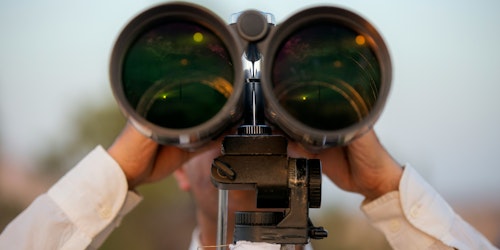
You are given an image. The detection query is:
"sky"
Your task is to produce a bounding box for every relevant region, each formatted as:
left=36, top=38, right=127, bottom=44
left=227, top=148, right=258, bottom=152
left=1, top=0, right=500, bottom=206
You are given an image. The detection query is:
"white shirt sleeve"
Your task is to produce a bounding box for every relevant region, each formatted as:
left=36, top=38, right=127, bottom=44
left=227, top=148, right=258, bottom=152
left=361, top=164, right=498, bottom=250
left=0, top=146, right=142, bottom=250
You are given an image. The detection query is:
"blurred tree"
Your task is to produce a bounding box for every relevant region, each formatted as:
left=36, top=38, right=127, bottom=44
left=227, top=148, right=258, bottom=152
left=101, top=177, right=196, bottom=250
left=39, top=101, right=126, bottom=176
left=311, top=207, right=391, bottom=250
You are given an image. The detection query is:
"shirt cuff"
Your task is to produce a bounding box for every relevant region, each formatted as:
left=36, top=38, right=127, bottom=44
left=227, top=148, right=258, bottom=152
left=47, top=146, right=142, bottom=242
left=398, top=164, right=455, bottom=242
left=361, top=164, right=454, bottom=249
left=398, top=165, right=493, bottom=249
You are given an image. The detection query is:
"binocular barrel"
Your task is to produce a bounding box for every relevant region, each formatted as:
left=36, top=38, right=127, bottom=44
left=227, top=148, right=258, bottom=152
left=110, top=2, right=392, bottom=149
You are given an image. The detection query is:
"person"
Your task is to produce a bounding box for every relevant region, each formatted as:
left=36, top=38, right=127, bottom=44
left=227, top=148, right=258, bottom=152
left=0, top=122, right=497, bottom=250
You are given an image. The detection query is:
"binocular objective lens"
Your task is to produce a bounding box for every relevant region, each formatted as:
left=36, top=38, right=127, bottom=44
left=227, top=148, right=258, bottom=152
left=272, top=24, right=381, bottom=130
left=122, top=22, right=234, bottom=129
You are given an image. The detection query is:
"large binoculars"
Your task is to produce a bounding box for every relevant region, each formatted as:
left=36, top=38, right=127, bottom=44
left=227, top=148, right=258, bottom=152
left=110, top=2, right=392, bottom=149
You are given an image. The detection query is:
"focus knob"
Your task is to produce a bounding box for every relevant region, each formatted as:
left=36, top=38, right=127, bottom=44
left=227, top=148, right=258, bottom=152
left=308, top=159, right=322, bottom=208
left=235, top=10, right=269, bottom=42
left=235, top=211, right=284, bottom=226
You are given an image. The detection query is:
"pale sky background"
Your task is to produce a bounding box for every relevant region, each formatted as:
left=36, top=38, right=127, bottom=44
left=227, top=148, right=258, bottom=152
left=1, top=0, right=500, bottom=208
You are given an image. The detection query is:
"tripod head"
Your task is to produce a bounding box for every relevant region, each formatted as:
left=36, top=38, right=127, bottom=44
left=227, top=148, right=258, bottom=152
left=212, top=133, right=327, bottom=244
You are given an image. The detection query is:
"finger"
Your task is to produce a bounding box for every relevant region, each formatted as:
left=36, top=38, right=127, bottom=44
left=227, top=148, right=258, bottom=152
left=108, top=122, right=159, bottom=186
left=146, top=146, right=189, bottom=183
left=320, top=146, right=357, bottom=192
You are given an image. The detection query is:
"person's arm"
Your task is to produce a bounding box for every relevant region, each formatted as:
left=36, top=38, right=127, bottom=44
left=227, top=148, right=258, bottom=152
left=0, top=146, right=141, bottom=249
left=0, top=123, right=189, bottom=249
left=314, top=129, right=497, bottom=250
left=362, top=164, right=497, bottom=250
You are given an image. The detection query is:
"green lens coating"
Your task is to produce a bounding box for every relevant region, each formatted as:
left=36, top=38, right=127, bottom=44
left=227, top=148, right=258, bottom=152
left=272, top=24, right=381, bottom=130
left=122, top=22, right=234, bottom=129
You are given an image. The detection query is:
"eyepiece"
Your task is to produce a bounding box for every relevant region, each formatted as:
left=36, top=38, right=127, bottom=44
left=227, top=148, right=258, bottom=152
left=261, top=7, right=392, bottom=148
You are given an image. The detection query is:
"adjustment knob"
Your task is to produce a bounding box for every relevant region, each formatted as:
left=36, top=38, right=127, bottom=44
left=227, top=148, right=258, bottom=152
left=235, top=211, right=284, bottom=226
left=308, top=159, right=322, bottom=208
left=236, top=10, right=269, bottom=42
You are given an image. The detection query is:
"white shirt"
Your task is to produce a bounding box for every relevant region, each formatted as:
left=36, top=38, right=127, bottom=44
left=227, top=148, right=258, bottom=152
left=361, top=165, right=496, bottom=249
left=0, top=146, right=497, bottom=249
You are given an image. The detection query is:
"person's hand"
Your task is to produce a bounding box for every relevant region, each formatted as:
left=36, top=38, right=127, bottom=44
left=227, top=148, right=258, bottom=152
left=107, top=122, right=190, bottom=189
left=289, top=129, right=403, bottom=202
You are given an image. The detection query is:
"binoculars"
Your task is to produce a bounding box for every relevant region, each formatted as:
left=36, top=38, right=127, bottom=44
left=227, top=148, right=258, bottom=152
left=110, top=2, right=392, bottom=246
left=110, top=2, right=392, bottom=151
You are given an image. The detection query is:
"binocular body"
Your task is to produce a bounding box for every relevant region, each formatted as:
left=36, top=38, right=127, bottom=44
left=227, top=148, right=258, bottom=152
left=110, top=2, right=392, bottom=150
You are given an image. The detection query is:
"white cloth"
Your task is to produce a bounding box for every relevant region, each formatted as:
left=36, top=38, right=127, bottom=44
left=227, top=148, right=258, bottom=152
left=1, top=147, right=497, bottom=249
left=0, top=146, right=142, bottom=250
left=362, top=164, right=498, bottom=250
left=187, top=228, right=314, bottom=250
left=230, top=241, right=281, bottom=249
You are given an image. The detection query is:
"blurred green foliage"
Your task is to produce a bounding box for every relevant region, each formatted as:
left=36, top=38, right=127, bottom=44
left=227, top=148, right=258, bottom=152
left=101, top=177, right=196, bottom=249
left=39, top=101, right=127, bottom=176
left=311, top=207, right=391, bottom=250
